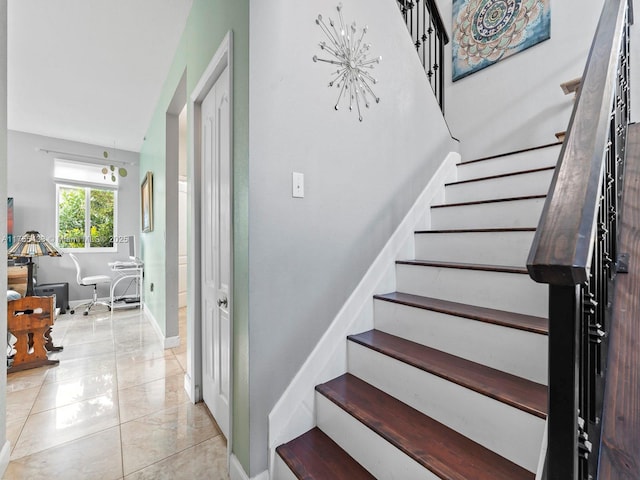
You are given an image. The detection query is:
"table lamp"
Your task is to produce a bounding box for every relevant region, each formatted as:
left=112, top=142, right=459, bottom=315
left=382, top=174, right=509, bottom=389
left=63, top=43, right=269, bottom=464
left=8, top=231, right=62, bottom=296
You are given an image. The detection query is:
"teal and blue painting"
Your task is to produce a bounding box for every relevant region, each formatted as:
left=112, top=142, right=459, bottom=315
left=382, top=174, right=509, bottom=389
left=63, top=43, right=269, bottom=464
left=452, top=0, right=551, bottom=81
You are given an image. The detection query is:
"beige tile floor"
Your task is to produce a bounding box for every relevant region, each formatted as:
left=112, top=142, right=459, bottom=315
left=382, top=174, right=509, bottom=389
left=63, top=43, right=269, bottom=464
left=4, top=306, right=230, bottom=480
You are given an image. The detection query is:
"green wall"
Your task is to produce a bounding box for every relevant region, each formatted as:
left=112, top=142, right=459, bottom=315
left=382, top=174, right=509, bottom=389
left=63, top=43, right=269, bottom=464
left=138, top=0, right=249, bottom=471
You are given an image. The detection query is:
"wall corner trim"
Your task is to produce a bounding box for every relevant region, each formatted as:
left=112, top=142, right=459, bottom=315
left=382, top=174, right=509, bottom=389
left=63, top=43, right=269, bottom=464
left=0, top=440, right=10, bottom=477
left=230, top=454, right=269, bottom=480
left=164, top=335, right=180, bottom=349
left=183, top=373, right=198, bottom=403
left=143, top=304, right=173, bottom=348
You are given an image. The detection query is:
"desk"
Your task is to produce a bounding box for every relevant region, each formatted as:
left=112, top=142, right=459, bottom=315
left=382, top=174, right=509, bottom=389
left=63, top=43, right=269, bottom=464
left=108, top=262, right=143, bottom=310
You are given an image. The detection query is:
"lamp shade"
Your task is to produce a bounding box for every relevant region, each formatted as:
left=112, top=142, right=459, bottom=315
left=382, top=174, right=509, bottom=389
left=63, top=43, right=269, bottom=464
left=8, top=231, right=62, bottom=258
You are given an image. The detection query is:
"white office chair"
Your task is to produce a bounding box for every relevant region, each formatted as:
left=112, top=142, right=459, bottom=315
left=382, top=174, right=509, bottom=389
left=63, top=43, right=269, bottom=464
left=68, top=253, right=112, bottom=316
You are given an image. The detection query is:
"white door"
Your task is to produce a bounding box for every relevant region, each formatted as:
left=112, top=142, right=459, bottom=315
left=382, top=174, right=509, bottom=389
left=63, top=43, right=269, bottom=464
left=201, top=66, right=231, bottom=439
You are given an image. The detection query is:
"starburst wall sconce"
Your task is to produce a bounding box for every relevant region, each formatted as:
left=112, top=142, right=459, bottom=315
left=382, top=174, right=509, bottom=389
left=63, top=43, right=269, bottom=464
left=313, top=4, right=381, bottom=122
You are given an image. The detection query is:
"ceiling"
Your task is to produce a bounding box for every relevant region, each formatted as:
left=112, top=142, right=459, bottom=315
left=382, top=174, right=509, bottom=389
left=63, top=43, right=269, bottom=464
left=8, top=0, right=193, bottom=153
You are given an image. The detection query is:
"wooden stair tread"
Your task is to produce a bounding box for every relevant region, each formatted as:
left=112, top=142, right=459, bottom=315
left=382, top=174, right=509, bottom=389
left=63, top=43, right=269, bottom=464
left=459, top=142, right=562, bottom=165
left=317, top=374, right=535, bottom=480
left=446, top=166, right=555, bottom=186
left=374, top=292, right=548, bottom=335
left=432, top=194, right=546, bottom=208
left=415, top=227, right=536, bottom=234
left=276, top=427, right=375, bottom=480
left=348, top=330, right=547, bottom=418
left=396, top=259, right=529, bottom=275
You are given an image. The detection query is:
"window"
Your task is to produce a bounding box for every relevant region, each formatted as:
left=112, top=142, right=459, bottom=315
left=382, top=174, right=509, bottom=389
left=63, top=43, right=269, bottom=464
left=54, top=159, right=118, bottom=251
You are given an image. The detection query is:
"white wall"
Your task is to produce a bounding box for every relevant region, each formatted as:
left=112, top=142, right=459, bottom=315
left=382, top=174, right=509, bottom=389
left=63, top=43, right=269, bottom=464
left=249, top=0, right=457, bottom=474
left=436, top=0, right=638, bottom=159
left=7, top=130, right=140, bottom=302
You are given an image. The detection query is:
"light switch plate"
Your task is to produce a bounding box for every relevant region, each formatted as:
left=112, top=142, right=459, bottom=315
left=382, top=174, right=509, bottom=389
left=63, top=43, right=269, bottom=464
left=292, top=172, right=304, bottom=198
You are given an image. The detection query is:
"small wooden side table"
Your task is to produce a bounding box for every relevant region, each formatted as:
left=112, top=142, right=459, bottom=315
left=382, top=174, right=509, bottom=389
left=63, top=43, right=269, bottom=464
left=7, top=296, right=59, bottom=372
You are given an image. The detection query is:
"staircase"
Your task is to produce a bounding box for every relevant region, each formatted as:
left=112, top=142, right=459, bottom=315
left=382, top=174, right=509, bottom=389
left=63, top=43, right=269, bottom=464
left=275, top=143, right=562, bottom=479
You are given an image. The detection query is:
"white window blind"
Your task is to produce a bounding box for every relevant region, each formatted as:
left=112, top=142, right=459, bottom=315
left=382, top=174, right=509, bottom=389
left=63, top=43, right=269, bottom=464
left=54, top=158, right=119, bottom=188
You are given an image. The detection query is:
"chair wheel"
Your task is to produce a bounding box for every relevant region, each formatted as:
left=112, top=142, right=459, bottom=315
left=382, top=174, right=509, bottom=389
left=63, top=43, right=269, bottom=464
left=83, top=311, right=88, bottom=316
left=70, top=310, right=75, bottom=314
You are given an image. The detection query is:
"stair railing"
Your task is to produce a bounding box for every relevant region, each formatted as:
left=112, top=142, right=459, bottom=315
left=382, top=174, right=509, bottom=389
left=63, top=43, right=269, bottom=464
left=396, top=0, right=449, bottom=112
left=527, top=0, right=633, bottom=479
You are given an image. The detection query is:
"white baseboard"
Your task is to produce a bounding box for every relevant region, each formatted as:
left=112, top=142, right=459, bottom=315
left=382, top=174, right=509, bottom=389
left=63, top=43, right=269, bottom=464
left=230, top=454, right=269, bottom=480
left=184, top=373, right=196, bottom=403
left=0, top=440, right=11, bottom=477
left=143, top=304, right=178, bottom=350
left=267, top=152, right=460, bottom=477
left=143, top=304, right=180, bottom=349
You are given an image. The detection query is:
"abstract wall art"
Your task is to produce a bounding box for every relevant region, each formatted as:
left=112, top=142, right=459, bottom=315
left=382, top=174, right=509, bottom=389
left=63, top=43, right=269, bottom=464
left=313, top=4, right=381, bottom=122
left=452, top=0, right=551, bottom=81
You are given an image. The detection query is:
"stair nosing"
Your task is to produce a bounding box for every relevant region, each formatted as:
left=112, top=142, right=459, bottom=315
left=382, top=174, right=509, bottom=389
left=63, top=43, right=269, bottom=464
left=432, top=194, right=546, bottom=209
left=446, top=166, right=555, bottom=186
left=396, top=259, right=529, bottom=275
left=459, top=141, right=562, bottom=166
left=347, top=330, right=547, bottom=418
left=374, top=292, right=548, bottom=335
left=276, top=427, right=375, bottom=480
left=316, top=373, right=536, bottom=480
left=414, top=227, right=537, bottom=234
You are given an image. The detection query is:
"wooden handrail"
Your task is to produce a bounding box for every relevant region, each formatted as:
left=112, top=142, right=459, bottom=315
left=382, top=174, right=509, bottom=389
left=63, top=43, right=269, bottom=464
left=526, top=1, right=632, bottom=478
left=424, top=0, right=449, bottom=45
left=527, top=0, right=630, bottom=286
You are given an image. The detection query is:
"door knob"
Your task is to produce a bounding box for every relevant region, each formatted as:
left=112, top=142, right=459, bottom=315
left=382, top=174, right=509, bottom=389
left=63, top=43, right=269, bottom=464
left=217, top=297, right=228, bottom=308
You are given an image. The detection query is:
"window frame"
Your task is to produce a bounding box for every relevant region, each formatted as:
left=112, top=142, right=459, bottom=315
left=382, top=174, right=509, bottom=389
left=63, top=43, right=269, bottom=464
left=55, top=182, right=119, bottom=253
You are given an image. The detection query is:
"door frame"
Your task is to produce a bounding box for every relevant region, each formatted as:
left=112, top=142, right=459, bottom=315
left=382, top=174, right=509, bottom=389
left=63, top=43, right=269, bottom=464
left=186, top=30, right=234, bottom=446
left=165, top=70, right=186, bottom=347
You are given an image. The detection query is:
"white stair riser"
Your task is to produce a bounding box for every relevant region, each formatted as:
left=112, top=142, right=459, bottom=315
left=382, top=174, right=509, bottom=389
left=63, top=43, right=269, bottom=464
left=316, top=393, right=439, bottom=480
left=414, top=230, right=535, bottom=266
left=446, top=169, right=554, bottom=204
left=348, top=342, right=544, bottom=472
left=273, top=455, right=300, bottom=480
left=457, top=146, right=560, bottom=181
left=431, top=197, right=545, bottom=229
left=396, top=264, right=548, bottom=317
left=374, top=300, right=548, bottom=384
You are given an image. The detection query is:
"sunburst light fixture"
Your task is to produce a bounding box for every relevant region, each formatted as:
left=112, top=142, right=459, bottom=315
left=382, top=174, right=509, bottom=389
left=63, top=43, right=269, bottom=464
left=313, top=4, right=381, bottom=122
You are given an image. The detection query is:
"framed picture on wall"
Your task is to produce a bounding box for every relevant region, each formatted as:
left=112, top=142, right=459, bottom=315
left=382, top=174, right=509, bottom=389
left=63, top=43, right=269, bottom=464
left=141, top=171, right=153, bottom=232
left=452, top=0, right=551, bottom=81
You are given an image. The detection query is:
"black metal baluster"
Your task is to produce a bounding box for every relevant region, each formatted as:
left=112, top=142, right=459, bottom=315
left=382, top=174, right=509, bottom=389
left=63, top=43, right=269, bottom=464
left=547, top=285, right=581, bottom=480
left=427, top=22, right=433, bottom=86
left=438, top=31, right=444, bottom=111
left=415, top=0, right=421, bottom=51
left=409, top=1, right=414, bottom=49
left=420, top=2, right=424, bottom=67
left=395, top=0, right=447, bottom=112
